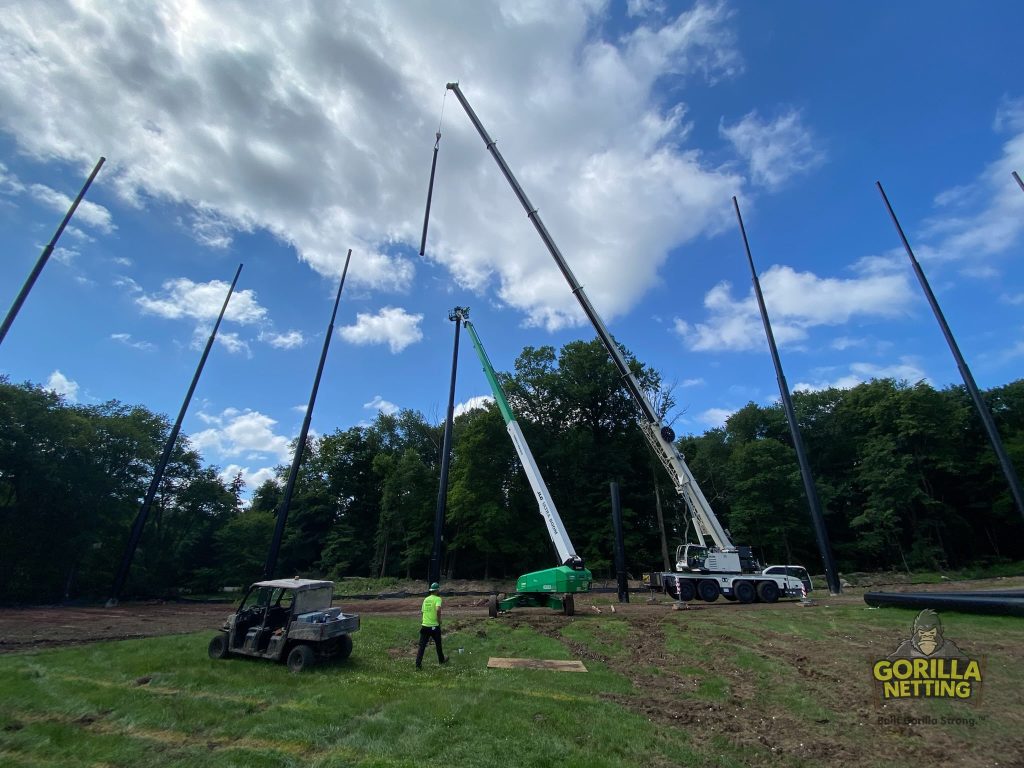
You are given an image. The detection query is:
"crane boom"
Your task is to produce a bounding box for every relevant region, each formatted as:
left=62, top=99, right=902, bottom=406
left=462, top=315, right=584, bottom=570
left=446, top=81, right=735, bottom=554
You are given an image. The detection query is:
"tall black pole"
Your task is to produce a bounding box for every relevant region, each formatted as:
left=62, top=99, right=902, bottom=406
left=107, top=263, right=242, bottom=606
left=429, top=307, right=466, bottom=585
left=610, top=481, right=629, bottom=603
left=733, top=197, right=842, bottom=595
left=878, top=182, right=1024, bottom=525
left=1013, top=171, right=1024, bottom=194
left=264, top=250, right=352, bottom=580
left=1, top=156, right=106, bottom=347
left=419, top=132, right=441, bottom=256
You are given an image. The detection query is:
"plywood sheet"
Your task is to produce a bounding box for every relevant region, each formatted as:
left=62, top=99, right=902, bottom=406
left=486, top=657, right=587, bottom=672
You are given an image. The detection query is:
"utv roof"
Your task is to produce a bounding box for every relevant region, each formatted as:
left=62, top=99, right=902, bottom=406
left=251, top=579, right=333, bottom=591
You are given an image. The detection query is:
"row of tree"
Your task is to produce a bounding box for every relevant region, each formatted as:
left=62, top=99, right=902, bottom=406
left=2, top=338, right=1022, bottom=603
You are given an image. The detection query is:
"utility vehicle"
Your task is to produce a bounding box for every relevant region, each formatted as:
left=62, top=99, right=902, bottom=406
left=208, top=578, right=359, bottom=672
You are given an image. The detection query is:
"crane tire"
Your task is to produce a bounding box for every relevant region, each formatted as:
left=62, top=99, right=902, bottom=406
left=734, top=580, right=756, bottom=604
left=697, top=579, right=720, bottom=602
left=757, top=581, right=780, bottom=603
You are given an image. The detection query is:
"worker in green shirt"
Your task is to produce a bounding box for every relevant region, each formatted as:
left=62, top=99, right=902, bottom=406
left=415, top=582, right=449, bottom=669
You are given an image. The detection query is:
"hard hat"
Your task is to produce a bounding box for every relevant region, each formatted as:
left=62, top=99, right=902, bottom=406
left=429, top=582, right=440, bottom=591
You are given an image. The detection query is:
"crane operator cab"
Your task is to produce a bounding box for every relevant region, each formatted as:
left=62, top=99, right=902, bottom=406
left=676, top=544, right=762, bottom=574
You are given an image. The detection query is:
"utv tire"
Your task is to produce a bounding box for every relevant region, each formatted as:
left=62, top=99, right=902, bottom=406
left=287, top=644, right=316, bottom=673
left=488, top=594, right=499, bottom=618
left=208, top=634, right=229, bottom=660
left=336, top=634, right=354, bottom=661
left=562, top=594, right=575, bottom=616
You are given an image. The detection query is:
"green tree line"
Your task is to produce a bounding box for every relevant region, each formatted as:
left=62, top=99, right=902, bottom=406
left=2, top=339, right=1022, bottom=603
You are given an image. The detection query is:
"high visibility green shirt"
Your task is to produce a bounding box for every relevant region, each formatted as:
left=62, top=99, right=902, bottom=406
left=421, top=594, right=442, bottom=627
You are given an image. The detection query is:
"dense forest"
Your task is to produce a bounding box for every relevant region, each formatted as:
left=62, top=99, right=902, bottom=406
left=2, top=337, right=1023, bottom=603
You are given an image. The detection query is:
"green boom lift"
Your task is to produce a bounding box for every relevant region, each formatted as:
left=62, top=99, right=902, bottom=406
left=459, top=311, right=592, bottom=617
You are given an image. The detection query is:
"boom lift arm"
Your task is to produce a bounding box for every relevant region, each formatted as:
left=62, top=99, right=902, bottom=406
left=445, top=82, right=737, bottom=565
left=462, top=315, right=585, bottom=571
left=453, top=310, right=590, bottom=616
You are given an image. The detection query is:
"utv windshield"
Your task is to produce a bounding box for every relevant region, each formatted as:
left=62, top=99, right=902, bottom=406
left=294, top=585, right=333, bottom=614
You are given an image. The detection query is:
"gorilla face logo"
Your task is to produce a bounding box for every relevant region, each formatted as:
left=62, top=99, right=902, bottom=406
left=914, top=625, right=940, bottom=655
left=911, top=610, right=943, bottom=656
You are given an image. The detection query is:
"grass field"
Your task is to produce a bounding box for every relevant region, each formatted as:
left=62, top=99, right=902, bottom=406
left=1, top=596, right=1022, bottom=768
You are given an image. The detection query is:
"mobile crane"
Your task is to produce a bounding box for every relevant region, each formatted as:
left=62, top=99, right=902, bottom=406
left=444, top=82, right=804, bottom=604
left=455, top=308, right=592, bottom=616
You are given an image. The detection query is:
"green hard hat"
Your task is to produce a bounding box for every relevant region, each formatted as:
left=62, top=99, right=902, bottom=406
left=429, top=582, right=440, bottom=591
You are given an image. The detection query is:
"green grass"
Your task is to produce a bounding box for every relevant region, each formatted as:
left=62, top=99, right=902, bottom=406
left=0, top=618, right=702, bottom=768
left=3, top=602, right=1023, bottom=767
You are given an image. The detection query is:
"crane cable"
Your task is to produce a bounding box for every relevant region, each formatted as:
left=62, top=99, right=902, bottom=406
left=420, top=88, right=447, bottom=256
left=435, top=87, right=447, bottom=147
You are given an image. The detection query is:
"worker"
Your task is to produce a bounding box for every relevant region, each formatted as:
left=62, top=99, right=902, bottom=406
left=415, top=582, right=448, bottom=669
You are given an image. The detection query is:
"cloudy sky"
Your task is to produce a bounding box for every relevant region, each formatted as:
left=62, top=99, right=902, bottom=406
left=2, top=0, right=1023, bottom=494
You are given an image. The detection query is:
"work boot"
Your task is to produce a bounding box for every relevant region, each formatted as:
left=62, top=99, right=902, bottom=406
left=440, top=656, right=449, bottom=664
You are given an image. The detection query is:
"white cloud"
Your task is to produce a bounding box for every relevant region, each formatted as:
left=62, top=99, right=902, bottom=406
left=454, top=395, right=495, bottom=417
left=698, top=406, right=734, bottom=428
left=136, top=277, right=267, bottom=324
left=53, top=245, right=78, bottom=265
left=213, top=331, right=252, bottom=356
left=720, top=108, right=826, bottom=189
left=363, top=394, right=399, bottom=416
left=915, top=96, right=1024, bottom=265
left=220, top=463, right=279, bottom=492
left=28, top=182, right=114, bottom=233
left=830, top=336, right=867, bottom=351
left=680, top=377, right=704, bottom=387
left=45, top=370, right=79, bottom=402
left=190, top=409, right=293, bottom=463
left=674, top=265, right=913, bottom=352
left=183, top=207, right=247, bottom=249
left=0, top=162, right=26, bottom=195
left=626, top=0, right=665, bottom=17
left=793, top=358, right=927, bottom=392
left=261, top=330, right=305, bottom=349
left=339, top=307, right=423, bottom=353
left=0, top=0, right=748, bottom=330
left=111, top=332, right=155, bottom=351
left=114, top=275, right=142, bottom=293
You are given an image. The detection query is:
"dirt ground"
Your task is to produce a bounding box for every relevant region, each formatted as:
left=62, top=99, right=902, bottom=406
left=3, top=576, right=1022, bottom=767
left=1, top=575, right=1019, bottom=653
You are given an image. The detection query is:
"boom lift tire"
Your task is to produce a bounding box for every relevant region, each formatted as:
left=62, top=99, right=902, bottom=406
left=562, top=594, right=575, bottom=616
left=488, top=594, right=499, bottom=618
left=697, top=579, right=720, bottom=602
left=734, top=580, right=756, bottom=604
left=756, top=581, right=780, bottom=603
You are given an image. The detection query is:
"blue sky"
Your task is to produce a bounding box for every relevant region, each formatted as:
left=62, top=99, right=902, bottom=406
left=2, top=1, right=1023, bottom=495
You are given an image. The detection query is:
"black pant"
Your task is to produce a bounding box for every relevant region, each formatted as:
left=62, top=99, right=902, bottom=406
left=416, top=625, right=444, bottom=666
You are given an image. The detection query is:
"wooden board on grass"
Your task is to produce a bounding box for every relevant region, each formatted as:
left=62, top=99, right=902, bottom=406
left=487, top=657, right=587, bottom=672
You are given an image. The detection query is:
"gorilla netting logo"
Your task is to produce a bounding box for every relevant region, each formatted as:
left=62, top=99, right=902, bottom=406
left=872, top=610, right=983, bottom=702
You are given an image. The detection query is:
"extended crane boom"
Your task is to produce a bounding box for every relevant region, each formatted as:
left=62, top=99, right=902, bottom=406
left=445, top=82, right=737, bottom=566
